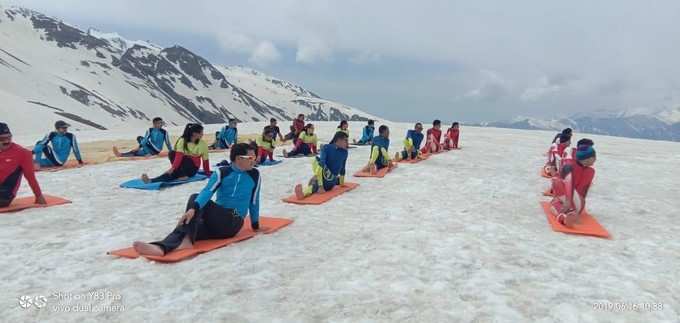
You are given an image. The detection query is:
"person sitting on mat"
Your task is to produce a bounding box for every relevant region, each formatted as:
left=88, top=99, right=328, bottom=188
left=443, top=122, right=460, bottom=150
left=0, top=123, right=46, bottom=207
left=113, top=117, right=173, bottom=157
left=283, top=123, right=318, bottom=157
left=33, top=120, right=84, bottom=168
left=283, top=125, right=298, bottom=142
left=549, top=145, right=596, bottom=227
left=545, top=133, right=571, bottom=177
left=421, top=119, right=443, bottom=154
left=355, top=119, right=375, bottom=145
left=359, top=125, right=395, bottom=174
left=132, top=143, right=261, bottom=256
left=293, top=132, right=349, bottom=199
left=255, top=126, right=276, bottom=164
left=141, top=123, right=211, bottom=183
left=210, top=119, right=238, bottom=150
left=336, top=120, right=349, bottom=136
left=269, top=118, right=285, bottom=142
left=394, top=123, right=425, bottom=161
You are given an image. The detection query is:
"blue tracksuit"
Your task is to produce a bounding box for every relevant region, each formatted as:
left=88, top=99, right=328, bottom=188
left=33, top=132, right=82, bottom=166
left=139, top=128, right=173, bottom=155
left=318, top=143, right=347, bottom=179
left=194, top=164, right=260, bottom=225
left=358, top=126, right=375, bottom=143
left=402, top=130, right=424, bottom=159
left=215, top=126, right=238, bottom=149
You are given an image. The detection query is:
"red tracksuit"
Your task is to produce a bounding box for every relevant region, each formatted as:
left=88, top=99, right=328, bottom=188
left=0, top=143, right=42, bottom=202
left=444, top=128, right=459, bottom=149
left=421, top=128, right=442, bottom=153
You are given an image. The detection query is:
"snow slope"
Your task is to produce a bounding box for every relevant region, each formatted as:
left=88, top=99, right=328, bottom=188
left=0, top=6, right=373, bottom=135
left=2, top=122, right=679, bottom=322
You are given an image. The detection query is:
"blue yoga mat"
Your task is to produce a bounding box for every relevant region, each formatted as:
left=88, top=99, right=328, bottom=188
left=120, top=173, right=209, bottom=190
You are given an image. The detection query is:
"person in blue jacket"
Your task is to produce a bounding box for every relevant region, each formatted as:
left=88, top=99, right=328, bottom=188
left=33, top=120, right=83, bottom=167
left=354, top=119, right=375, bottom=145
left=359, top=125, right=395, bottom=174
left=395, top=123, right=425, bottom=161
left=113, top=117, right=173, bottom=157
left=293, top=131, right=349, bottom=200
left=132, top=142, right=261, bottom=256
left=210, top=119, right=238, bottom=149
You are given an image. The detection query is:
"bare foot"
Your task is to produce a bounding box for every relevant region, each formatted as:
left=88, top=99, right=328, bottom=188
left=133, top=241, right=164, bottom=256
left=141, top=174, right=151, bottom=184
left=294, top=184, right=305, bottom=200
left=563, top=212, right=578, bottom=227
left=112, top=146, right=122, bottom=157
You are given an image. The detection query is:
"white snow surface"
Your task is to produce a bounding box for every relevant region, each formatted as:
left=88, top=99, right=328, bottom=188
left=3, top=122, right=679, bottom=322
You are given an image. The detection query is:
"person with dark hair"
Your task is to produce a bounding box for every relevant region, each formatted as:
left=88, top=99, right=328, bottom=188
left=293, top=132, right=349, bottom=200
left=355, top=120, right=375, bottom=145
left=132, top=143, right=261, bottom=256
left=421, top=119, right=443, bottom=154
left=33, top=120, right=83, bottom=168
left=283, top=125, right=297, bottom=142
left=336, top=120, right=349, bottom=137
left=359, top=125, right=394, bottom=174
left=552, top=128, right=573, bottom=144
left=283, top=123, right=318, bottom=157
left=113, top=117, right=173, bottom=157
left=561, top=138, right=594, bottom=167
left=0, top=123, right=46, bottom=207
left=269, top=118, right=285, bottom=142
left=141, top=123, right=210, bottom=183
left=255, top=126, right=276, bottom=164
left=210, top=119, right=238, bottom=150
left=292, top=114, right=305, bottom=137
left=549, top=145, right=597, bottom=227
left=443, top=122, right=460, bottom=150
left=544, top=133, right=571, bottom=177
left=395, top=123, right=425, bottom=161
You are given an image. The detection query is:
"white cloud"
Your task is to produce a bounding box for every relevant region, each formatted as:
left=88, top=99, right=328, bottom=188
left=216, top=33, right=255, bottom=54
left=464, top=70, right=511, bottom=102
left=520, top=76, right=563, bottom=102
left=295, top=40, right=332, bottom=64
left=248, top=41, right=281, bottom=66
left=349, top=52, right=381, bottom=64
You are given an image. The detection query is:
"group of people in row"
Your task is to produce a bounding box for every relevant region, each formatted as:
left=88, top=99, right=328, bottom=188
left=543, top=128, right=597, bottom=227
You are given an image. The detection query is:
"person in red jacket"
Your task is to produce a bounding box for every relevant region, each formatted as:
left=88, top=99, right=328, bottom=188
left=421, top=119, right=443, bottom=154
left=544, top=133, right=571, bottom=177
left=443, top=122, right=460, bottom=150
left=292, top=114, right=305, bottom=138
left=549, top=146, right=596, bottom=227
left=0, top=123, right=46, bottom=207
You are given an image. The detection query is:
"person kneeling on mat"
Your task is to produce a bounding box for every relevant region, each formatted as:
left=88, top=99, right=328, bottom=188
left=394, top=123, right=425, bottom=161
left=133, top=143, right=261, bottom=256
left=360, top=125, right=395, bottom=174
left=141, top=123, right=211, bottom=183
left=355, top=119, right=375, bottom=145
left=282, top=123, right=318, bottom=157
left=33, top=120, right=84, bottom=168
left=255, top=126, right=276, bottom=164
left=421, top=119, right=443, bottom=154
left=209, top=119, right=238, bottom=150
left=549, top=146, right=596, bottom=227
left=113, top=117, right=173, bottom=157
left=294, top=132, right=349, bottom=199
left=0, top=123, right=46, bottom=207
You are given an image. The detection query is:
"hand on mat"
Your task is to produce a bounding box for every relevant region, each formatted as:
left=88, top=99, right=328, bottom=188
left=178, top=209, right=196, bottom=226
left=34, top=195, right=47, bottom=205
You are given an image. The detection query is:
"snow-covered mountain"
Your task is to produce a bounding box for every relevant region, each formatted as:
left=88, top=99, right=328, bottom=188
left=0, top=6, right=374, bottom=134
left=480, top=108, right=680, bottom=142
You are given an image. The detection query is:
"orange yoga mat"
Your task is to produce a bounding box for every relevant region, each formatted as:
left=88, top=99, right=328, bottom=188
left=0, top=195, right=71, bottom=213
left=108, top=216, right=293, bottom=263
left=353, top=165, right=396, bottom=178
left=397, top=154, right=430, bottom=164
left=540, top=202, right=610, bottom=239
left=282, top=182, right=359, bottom=205
left=36, top=161, right=91, bottom=173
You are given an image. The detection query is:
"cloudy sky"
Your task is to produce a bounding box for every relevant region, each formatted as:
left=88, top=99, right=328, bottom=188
left=7, top=0, right=680, bottom=122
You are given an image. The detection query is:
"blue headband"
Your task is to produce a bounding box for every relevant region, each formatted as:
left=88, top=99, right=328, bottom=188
left=576, top=146, right=596, bottom=160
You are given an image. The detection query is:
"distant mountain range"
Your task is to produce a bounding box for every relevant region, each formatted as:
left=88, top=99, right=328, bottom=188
left=476, top=108, right=680, bottom=142
left=0, top=6, right=374, bottom=133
